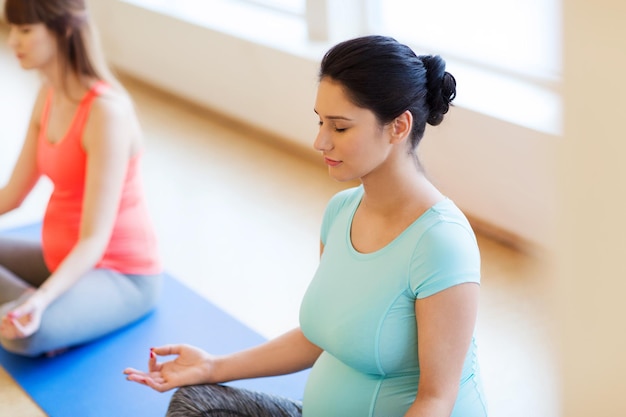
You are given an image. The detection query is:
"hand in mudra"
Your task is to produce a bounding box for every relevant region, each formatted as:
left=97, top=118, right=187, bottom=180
left=124, top=344, right=216, bottom=392
left=0, top=289, right=42, bottom=339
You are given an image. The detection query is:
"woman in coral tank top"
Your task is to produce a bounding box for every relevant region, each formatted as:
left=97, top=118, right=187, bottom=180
left=0, top=0, right=163, bottom=357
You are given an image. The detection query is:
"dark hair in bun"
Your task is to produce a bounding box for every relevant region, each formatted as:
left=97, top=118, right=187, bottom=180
left=320, top=35, right=457, bottom=149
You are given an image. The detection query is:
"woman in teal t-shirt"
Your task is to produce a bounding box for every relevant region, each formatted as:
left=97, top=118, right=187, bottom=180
left=124, top=35, right=488, bottom=417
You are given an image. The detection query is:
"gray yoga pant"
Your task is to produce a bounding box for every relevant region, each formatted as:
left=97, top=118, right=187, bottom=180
left=167, top=384, right=303, bottom=417
left=0, top=235, right=162, bottom=357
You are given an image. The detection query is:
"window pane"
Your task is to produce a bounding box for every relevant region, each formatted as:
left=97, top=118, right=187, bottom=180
left=238, top=0, right=305, bottom=15
left=122, top=0, right=307, bottom=47
left=379, top=0, right=561, bottom=82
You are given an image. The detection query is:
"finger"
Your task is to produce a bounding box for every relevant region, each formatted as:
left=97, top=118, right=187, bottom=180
left=149, top=348, right=157, bottom=366
left=0, top=317, right=16, bottom=334
left=126, top=374, right=171, bottom=393
left=149, top=375, right=166, bottom=384
left=7, top=308, right=32, bottom=328
left=142, top=377, right=173, bottom=393
left=123, top=367, right=147, bottom=376
left=126, top=373, right=149, bottom=383
left=1, top=320, right=20, bottom=340
left=10, top=318, right=26, bottom=338
left=8, top=303, right=31, bottom=319
left=151, top=344, right=183, bottom=357
left=6, top=311, right=20, bottom=320
left=11, top=314, right=37, bottom=338
left=0, top=317, right=9, bottom=329
left=0, top=323, right=12, bottom=338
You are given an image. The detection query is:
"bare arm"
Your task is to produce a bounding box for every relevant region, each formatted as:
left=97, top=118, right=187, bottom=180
left=404, top=283, right=480, bottom=417
left=4, top=92, right=136, bottom=337
left=126, top=243, right=326, bottom=391
left=36, top=93, right=134, bottom=304
left=213, top=327, right=322, bottom=381
left=45, top=93, right=132, bottom=289
left=125, top=327, right=322, bottom=392
left=0, top=87, right=46, bottom=214
left=208, top=243, right=328, bottom=380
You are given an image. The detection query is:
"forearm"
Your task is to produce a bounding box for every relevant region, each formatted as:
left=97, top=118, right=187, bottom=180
left=35, top=236, right=107, bottom=308
left=0, top=190, right=17, bottom=215
left=0, top=184, right=31, bottom=215
left=211, top=328, right=322, bottom=383
left=404, top=398, right=452, bottom=417
left=404, top=387, right=458, bottom=417
left=0, top=119, right=42, bottom=215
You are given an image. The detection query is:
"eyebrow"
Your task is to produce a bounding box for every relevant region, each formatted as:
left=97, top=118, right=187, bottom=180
left=313, top=109, right=353, bottom=121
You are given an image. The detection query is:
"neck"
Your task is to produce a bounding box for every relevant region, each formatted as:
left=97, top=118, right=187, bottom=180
left=40, top=61, right=90, bottom=101
left=360, top=152, right=443, bottom=215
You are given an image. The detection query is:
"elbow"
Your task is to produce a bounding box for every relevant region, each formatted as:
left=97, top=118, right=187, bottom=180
left=76, top=233, right=111, bottom=264
left=0, top=201, right=22, bottom=216
left=0, top=193, right=23, bottom=215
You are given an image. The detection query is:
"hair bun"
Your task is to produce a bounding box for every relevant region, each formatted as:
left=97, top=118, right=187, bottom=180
left=418, top=55, right=457, bottom=126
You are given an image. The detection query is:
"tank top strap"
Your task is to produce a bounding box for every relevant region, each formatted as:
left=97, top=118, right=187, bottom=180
left=38, top=81, right=111, bottom=148
left=90, top=80, right=110, bottom=96
left=69, top=80, right=110, bottom=135
left=39, top=89, right=53, bottom=132
left=78, top=80, right=110, bottom=109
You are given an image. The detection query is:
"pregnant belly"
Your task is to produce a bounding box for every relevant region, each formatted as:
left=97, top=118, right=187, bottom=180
left=302, top=352, right=417, bottom=417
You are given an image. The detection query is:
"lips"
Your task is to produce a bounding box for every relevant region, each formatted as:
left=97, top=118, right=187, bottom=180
left=324, top=157, right=341, bottom=167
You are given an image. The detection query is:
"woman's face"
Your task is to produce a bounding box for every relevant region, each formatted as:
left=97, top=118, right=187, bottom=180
left=7, top=23, right=58, bottom=71
left=313, top=78, right=394, bottom=183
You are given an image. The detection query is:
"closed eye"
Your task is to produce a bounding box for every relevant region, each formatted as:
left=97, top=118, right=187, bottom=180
left=317, top=119, right=348, bottom=132
left=17, top=25, right=33, bottom=34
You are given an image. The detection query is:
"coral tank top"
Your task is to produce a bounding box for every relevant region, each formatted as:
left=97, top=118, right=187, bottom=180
left=37, top=81, right=161, bottom=274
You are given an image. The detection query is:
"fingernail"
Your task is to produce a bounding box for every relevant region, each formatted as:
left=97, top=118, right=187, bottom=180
left=150, top=351, right=155, bottom=359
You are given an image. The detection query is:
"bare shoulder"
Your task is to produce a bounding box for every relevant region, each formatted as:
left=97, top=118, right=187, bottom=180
left=90, top=87, right=137, bottom=123
left=84, top=87, right=142, bottom=151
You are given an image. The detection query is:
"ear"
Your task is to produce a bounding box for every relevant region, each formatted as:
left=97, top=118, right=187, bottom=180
left=389, top=110, right=412, bottom=144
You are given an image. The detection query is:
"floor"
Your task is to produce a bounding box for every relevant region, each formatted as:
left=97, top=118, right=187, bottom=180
left=0, top=26, right=559, bottom=416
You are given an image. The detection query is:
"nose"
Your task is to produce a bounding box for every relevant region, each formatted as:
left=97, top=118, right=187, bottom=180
left=313, top=128, right=332, bottom=153
left=7, top=26, right=18, bottom=49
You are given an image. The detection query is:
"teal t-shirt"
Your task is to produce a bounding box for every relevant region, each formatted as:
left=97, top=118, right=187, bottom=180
left=299, top=186, right=488, bottom=417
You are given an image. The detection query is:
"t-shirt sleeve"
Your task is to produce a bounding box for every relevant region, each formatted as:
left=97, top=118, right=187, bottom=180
left=409, top=220, right=481, bottom=299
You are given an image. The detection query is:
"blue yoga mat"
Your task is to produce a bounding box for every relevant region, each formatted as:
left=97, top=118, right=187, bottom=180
left=0, top=223, right=309, bottom=417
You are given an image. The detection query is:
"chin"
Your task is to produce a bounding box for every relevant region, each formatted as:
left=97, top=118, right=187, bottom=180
left=328, top=171, right=358, bottom=183
left=17, top=60, right=34, bottom=70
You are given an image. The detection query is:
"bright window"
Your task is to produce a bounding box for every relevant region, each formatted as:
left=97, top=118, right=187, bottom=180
left=118, top=0, right=561, bottom=133
left=238, top=0, right=305, bottom=16
left=377, top=0, right=561, bottom=85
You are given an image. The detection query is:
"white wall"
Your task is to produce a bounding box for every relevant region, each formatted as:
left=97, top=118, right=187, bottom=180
left=89, top=0, right=559, bottom=251
left=556, top=1, right=626, bottom=415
